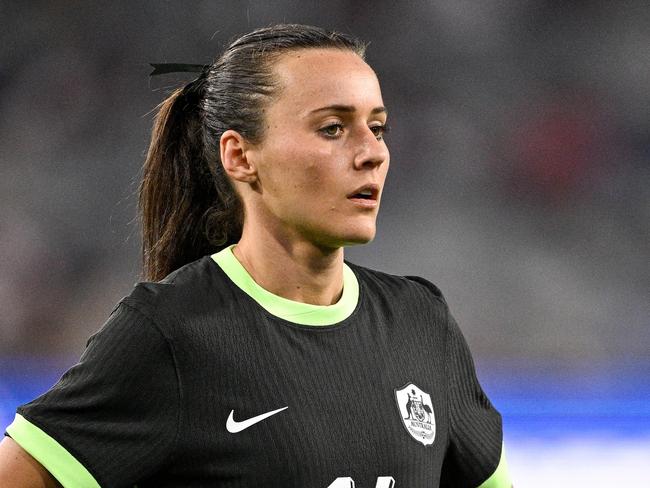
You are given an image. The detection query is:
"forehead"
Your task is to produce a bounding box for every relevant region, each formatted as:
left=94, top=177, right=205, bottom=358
left=270, top=48, right=383, bottom=115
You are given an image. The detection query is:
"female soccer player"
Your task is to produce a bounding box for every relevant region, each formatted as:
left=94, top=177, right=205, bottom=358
left=0, top=24, right=512, bottom=487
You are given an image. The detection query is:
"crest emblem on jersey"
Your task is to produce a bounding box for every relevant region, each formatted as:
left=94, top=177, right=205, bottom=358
left=394, top=382, right=435, bottom=446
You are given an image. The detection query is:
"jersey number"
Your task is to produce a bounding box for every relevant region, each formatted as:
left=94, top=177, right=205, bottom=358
left=328, top=477, right=395, bottom=488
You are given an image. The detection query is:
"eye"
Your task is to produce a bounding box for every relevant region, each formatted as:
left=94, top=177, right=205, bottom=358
left=370, top=124, right=389, bottom=141
left=319, top=123, right=344, bottom=138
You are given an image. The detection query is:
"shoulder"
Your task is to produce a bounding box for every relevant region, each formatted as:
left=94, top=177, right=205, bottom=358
left=117, top=255, right=228, bottom=331
left=346, top=261, right=448, bottom=309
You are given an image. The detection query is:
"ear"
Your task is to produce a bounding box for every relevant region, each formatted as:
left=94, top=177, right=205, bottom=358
left=220, top=129, right=257, bottom=183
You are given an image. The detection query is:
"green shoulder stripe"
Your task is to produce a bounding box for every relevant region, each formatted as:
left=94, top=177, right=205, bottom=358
left=477, top=443, right=513, bottom=488
left=6, top=413, right=100, bottom=488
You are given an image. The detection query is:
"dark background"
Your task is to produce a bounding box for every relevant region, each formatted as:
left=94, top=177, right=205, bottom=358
left=1, top=4, right=649, bottom=473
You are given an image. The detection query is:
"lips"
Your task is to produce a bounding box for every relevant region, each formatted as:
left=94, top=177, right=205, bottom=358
left=347, top=184, right=380, bottom=201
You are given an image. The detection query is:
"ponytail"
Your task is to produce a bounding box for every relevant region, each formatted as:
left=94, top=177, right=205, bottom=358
left=138, top=79, right=242, bottom=282
left=138, top=24, right=365, bottom=281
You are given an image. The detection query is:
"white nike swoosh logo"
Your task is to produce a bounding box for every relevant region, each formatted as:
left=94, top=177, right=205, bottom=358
left=226, top=406, right=288, bottom=433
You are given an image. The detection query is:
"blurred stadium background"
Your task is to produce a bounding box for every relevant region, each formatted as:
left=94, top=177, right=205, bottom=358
left=1, top=1, right=648, bottom=485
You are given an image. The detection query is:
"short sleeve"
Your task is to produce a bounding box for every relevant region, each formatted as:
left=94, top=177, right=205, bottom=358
left=440, top=312, right=512, bottom=488
left=6, top=302, right=180, bottom=488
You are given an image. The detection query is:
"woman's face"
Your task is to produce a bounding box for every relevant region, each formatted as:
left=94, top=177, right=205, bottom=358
left=246, top=48, right=390, bottom=250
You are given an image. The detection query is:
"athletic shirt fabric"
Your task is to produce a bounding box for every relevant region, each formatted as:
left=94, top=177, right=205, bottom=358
left=6, top=246, right=511, bottom=488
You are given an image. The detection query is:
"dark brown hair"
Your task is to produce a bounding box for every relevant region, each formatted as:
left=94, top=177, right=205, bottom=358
left=138, top=24, right=366, bottom=281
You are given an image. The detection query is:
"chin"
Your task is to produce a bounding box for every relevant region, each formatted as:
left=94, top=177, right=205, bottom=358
left=343, top=237, right=374, bottom=248
left=309, top=220, right=377, bottom=249
left=338, top=226, right=377, bottom=247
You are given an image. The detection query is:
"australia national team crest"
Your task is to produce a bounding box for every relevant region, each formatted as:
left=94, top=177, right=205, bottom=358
left=394, top=382, right=436, bottom=446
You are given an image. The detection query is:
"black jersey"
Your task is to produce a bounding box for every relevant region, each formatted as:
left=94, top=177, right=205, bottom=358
left=6, top=246, right=512, bottom=487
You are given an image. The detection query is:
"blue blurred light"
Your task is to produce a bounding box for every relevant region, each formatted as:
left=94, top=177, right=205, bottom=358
left=2, top=358, right=649, bottom=440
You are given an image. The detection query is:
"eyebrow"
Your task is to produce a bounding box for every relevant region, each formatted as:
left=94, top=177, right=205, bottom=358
left=309, top=104, right=388, bottom=116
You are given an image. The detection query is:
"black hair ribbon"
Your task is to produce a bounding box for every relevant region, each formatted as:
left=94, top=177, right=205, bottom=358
left=149, top=63, right=210, bottom=76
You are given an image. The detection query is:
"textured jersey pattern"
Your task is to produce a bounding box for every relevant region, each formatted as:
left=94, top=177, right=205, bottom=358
left=14, top=256, right=503, bottom=487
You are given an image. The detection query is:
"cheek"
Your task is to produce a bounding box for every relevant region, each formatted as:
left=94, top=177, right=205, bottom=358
left=381, top=157, right=390, bottom=181
left=311, top=153, right=349, bottom=210
left=260, top=138, right=346, bottom=212
left=261, top=145, right=306, bottom=191
left=294, top=146, right=342, bottom=192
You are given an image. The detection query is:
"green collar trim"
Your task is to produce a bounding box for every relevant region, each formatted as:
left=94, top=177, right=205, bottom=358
left=6, top=413, right=100, bottom=488
left=211, top=245, right=358, bottom=326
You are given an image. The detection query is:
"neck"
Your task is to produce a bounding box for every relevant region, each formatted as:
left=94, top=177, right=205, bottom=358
left=234, top=224, right=344, bottom=306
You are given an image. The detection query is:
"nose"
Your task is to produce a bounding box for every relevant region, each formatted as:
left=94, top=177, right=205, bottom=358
left=352, top=127, right=389, bottom=170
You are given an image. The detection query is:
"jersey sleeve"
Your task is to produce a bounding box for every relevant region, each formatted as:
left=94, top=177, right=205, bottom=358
left=5, top=301, right=180, bottom=488
left=440, top=312, right=512, bottom=488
